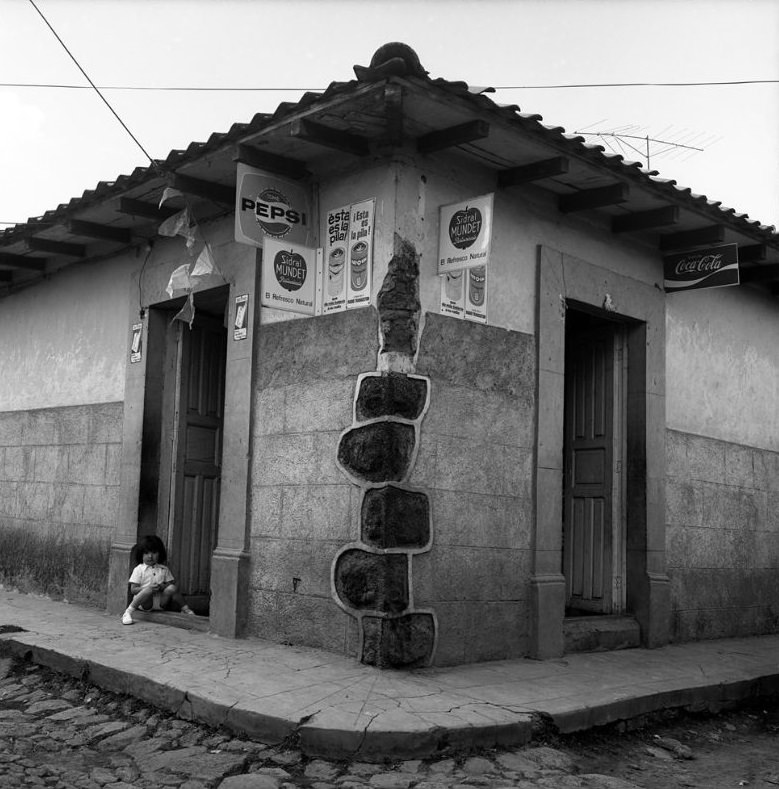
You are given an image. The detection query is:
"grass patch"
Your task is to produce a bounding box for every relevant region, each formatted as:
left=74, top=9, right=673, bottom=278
left=0, top=523, right=109, bottom=607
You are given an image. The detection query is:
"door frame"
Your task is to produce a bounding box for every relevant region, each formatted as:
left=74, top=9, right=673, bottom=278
left=108, top=247, right=259, bottom=638
left=530, top=245, right=669, bottom=658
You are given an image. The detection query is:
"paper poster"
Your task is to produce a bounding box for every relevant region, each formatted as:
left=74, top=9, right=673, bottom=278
left=233, top=294, right=249, bottom=340
left=130, top=323, right=143, bottom=363
left=261, top=238, right=318, bottom=315
left=235, top=164, right=312, bottom=248
left=322, top=205, right=350, bottom=314
left=438, top=193, right=494, bottom=274
left=346, top=199, right=375, bottom=308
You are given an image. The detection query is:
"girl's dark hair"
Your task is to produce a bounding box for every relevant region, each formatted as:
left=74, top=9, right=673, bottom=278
left=133, top=534, right=168, bottom=565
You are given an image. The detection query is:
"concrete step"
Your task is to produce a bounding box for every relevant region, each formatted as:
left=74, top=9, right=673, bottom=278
left=129, top=609, right=210, bottom=633
left=564, top=614, right=641, bottom=654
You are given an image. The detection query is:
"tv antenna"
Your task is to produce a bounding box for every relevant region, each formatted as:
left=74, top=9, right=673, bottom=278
left=573, top=122, right=721, bottom=171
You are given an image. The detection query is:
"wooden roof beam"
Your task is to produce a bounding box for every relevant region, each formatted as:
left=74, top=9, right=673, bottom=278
left=67, top=219, right=132, bottom=244
left=0, top=270, right=12, bottom=282
left=0, top=253, right=47, bottom=271
left=559, top=183, right=629, bottom=213
left=383, top=84, right=404, bottom=146
left=27, top=238, right=86, bottom=257
left=498, top=156, right=569, bottom=188
left=738, top=244, right=767, bottom=263
left=118, top=198, right=178, bottom=221
left=659, top=225, right=724, bottom=252
left=417, top=120, right=490, bottom=154
left=234, top=144, right=309, bottom=179
left=171, top=173, right=235, bottom=206
left=289, top=118, right=370, bottom=156
left=612, top=205, right=679, bottom=234
left=740, top=262, right=779, bottom=284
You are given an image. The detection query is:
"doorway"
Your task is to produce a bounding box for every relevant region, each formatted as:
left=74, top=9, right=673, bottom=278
left=139, top=286, right=228, bottom=616
left=563, top=307, right=627, bottom=616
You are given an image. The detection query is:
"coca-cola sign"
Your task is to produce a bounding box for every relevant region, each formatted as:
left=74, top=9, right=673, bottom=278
left=663, top=243, right=739, bottom=292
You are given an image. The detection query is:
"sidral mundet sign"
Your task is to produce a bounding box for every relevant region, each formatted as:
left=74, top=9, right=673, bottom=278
left=438, top=193, right=494, bottom=275
left=663, top=243, right=739, bottom=293
left=261, top=238, right=320, bottom=316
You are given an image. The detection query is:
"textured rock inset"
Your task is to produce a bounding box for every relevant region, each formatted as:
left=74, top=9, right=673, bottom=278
left=334, top=549, right=409, bottom=613
left=376, top=237, right=420, bottom=356
left=361, top=613, right=436, bottom=668
left=356, top=373, right=428, bottom=422
left=362, top=485, right=430, bottom=549
left=337, top=421, right=416, bottom=482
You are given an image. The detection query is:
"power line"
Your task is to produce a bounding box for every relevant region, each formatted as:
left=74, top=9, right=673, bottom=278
left=26, top=0, right=156, bottom=166
left=1, top=78, right=778, bottom=92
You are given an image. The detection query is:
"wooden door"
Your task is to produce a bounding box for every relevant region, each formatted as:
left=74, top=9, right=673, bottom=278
left=169, top=317, right=226, bottom=613
left=563, top=325, right=615, bottom=613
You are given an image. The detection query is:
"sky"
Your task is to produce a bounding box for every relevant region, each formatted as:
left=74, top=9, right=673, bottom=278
left=1, top=0, right=778, bottom=231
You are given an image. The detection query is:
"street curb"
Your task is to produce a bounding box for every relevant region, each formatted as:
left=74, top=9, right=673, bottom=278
left=0, top=632, right=535, bottom=759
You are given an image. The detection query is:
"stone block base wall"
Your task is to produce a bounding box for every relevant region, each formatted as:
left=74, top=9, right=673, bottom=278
left=411, top=313, right=536, bottom=665
left=0, top=403, right=122, bottom=604
left=666, top=429, right=779, bottom=641
left=247, top=308, right=379, bottom=654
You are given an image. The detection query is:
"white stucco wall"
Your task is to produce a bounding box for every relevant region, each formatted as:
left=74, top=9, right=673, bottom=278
left=666, top=285, right=779, bottom=452
left=0, top=257, right=133, bottom=410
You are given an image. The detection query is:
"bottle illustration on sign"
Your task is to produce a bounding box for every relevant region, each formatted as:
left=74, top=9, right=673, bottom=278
left=445, top=269, right=463, bottom=302
left=468, top=265, right=486, bottom=306
left=449, top=206, right=482, bottom=250
left=328, top=247, right=346, bottom=296
left=274, top=249, right=307, bottom=291
left=350, top=241, right=369, bottom=290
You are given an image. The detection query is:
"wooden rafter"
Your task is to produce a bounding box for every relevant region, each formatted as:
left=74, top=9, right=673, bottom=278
left=417, top=120, right=490, bottom=154
left=234, top=144, right=309, bottom=180
left=27, top=238, right=86, bottom=257
left=0, top=253, right=47, bottom=271
left=612, top=205, right=679, bottom=233
left=289, top=118, right=371, bottom=156
left=171, top=173, right=235, bottom=206
left=118, top=198, right=179, bottom=221
left=659, top=225, right=724, bottom=252
left=559, top=183, right=629, bottom=213
left=498, top=157, right=569, bottom=188
left=68, top=220, right=132, bottom=244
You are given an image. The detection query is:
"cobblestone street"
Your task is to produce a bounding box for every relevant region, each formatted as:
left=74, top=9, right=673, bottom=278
left=3, top=655, right=779, bottom=789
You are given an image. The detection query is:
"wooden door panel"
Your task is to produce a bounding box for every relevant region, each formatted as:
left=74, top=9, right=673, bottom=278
left=564, top=326, right=614, bottom=612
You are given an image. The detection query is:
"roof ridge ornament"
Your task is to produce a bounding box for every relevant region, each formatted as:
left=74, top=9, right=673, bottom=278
left=354, top=42, right=428, bottom=82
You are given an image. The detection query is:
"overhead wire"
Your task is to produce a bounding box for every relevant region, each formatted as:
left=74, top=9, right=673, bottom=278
left=1, top=78, right=778, bottom=92
left=25, top=0, right=157, bottom=167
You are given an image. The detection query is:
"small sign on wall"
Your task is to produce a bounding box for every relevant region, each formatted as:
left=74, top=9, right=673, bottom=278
left=261, top=238, right=319, bottom=316
left=233, top=294, right=249, bottom=340
left=130, top=323, right=143, bottom=364
left=322, top=199, right=376, bottom=314
left=235, top=164, right=312, bottom=248
left=438, top=193, right=494, bottom=275
left=663, top=244, right=739, bottom=292
left=440, top=265, right=488, bottom=324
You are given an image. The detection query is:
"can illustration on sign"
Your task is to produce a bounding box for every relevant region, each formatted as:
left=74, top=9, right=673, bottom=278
left=261, top=238, right=318, bottom=316
left=438, top=193, right=494, bottom=275
left=235, top=163, right=312, bottom=248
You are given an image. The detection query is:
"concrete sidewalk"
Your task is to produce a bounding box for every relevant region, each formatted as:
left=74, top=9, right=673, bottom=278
left=1, top=589, right=778, bottom=761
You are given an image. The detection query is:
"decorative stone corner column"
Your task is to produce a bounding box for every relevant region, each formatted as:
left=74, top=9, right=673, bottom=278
left=330, top=237, right=437, bottom=667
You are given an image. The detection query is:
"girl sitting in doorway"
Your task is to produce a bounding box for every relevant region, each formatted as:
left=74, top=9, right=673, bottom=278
left=122, top=534, right=195, bottom=625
